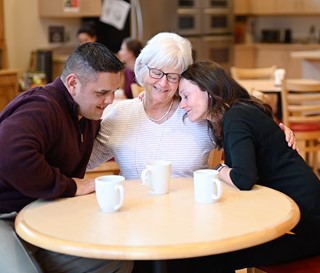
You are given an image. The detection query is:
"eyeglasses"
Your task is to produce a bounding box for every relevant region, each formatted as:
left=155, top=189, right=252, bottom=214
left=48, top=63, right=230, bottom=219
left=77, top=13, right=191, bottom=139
left=147, top=66, right=181, bottom=83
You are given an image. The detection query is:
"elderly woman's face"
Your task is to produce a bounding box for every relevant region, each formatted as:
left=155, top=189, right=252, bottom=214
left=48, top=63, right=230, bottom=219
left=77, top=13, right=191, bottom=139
left=143, top=65, right=180, bottom=102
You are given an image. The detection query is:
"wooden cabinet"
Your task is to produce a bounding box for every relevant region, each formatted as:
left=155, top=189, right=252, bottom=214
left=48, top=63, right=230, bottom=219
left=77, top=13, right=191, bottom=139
left=250, top=0, right=275, bottom=15
left=0, top=69, right=19, bottom=112
left=233, top=44, right=320, bottom=78
left=39, top=0, right=101, bottom=18
left=233, top=0, right=250, bottom=15
left=233, top=45, right=256, bottom=68
left=0, top=0, right=8, bottom=69
left=250, top=0, right=320, bottom=15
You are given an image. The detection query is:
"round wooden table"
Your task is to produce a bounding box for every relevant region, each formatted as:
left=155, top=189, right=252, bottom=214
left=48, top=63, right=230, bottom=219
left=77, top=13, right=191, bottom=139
left=15, top=178, right=300, bottom=260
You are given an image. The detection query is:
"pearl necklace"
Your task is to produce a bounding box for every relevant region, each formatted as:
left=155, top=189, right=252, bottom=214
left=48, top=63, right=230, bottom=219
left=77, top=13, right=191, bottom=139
left=143, top=99, right=174, bottom=122
left=134, top=101, right=170, bottom=177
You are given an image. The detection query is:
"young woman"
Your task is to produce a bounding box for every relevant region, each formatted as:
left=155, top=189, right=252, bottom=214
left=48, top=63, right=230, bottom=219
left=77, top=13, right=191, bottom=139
left=177, top=60, right=320, bottom=272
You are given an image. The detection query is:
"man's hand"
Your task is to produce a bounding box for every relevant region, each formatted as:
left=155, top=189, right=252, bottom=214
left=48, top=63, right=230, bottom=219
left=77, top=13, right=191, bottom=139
left=73, top=178, right=95, bottom=196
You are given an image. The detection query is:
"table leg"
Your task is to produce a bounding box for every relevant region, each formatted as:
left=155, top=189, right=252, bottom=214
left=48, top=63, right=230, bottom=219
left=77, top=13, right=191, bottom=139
left=152, top=260, right=168, bottom=273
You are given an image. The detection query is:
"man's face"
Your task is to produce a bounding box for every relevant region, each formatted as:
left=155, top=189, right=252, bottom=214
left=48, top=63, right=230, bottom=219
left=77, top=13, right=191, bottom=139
left=72, top=72, right=121, bottom=120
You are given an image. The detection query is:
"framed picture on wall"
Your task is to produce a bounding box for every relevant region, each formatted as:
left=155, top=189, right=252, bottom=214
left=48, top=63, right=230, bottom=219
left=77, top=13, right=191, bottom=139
left=63, top=0, right=80, bottom=13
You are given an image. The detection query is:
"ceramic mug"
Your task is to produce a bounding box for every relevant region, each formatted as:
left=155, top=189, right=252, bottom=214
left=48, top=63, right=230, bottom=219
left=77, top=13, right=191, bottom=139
left=274, top=68, right=286, bottom=86
left=193, top=169, right=222, bottom=203
left=141, top=160, right=171, bottom=195
left=95, top=175, right=125, bottom=213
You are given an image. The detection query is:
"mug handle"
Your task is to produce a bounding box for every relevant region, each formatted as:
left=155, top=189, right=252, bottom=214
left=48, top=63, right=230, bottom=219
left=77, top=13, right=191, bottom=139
left=211, top=178, right=222, bottom=201
left=141, top=169, right=153, bottom=190
left=114, top=184, right=125, bottom=211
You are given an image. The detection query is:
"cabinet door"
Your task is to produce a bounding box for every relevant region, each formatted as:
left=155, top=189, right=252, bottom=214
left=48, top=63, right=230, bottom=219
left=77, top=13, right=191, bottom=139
left=256, top=48, right=288, bottom=70
left=274, top=0, right=300, bottom=14
left=250, top=0, right=276, bottom=14
left=233, top=0, right=250, bottom=15
left=302, top=0, right=320, bottom=13
left=233, top=45, right=256, bottom=68
left=256, top=48, right=300, bottom=78
left=39, top=0, right=101, bottom=18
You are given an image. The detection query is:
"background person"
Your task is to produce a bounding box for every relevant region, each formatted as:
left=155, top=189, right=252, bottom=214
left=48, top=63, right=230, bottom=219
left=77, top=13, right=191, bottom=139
left=0, top=43, right=132, bottom=273
left=118, top=37, right=144, bottom=98
left=77, top=21, right=97, bottom=44
left=176, top=60, right=320, bottom=273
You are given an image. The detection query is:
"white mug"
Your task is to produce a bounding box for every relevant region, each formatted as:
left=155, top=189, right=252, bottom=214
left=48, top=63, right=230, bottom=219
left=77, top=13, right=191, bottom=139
left=141, top=160, right=171, bottom=195
left=193, top=169, right=222, bottom=203
left=95, top=175, right=125, bottom=213
left=274, top=68, right=286, bottom=86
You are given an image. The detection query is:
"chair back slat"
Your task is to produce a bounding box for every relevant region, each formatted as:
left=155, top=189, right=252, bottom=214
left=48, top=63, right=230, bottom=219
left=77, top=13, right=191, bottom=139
left=230, top=65, right=276, bottom=80
left=281, top=80, right=320, bottom=125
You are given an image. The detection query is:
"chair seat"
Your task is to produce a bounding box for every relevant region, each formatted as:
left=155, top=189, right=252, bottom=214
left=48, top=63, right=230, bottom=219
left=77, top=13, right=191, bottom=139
left=258, top=255, right=320, bottom=273
left=291, top=122, right=320, bottom=132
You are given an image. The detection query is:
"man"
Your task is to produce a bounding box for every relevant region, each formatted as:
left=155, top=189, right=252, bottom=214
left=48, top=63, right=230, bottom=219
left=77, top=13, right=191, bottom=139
left=0, top=43, right=132, bottom=273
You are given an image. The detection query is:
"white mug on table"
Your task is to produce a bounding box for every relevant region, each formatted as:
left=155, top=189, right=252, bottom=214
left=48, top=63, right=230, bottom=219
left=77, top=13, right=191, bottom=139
left=95, top=175, right=125, bottom=213
left=141, top=160, right=171, bottom=195
left=193, top=169, right=222, bottom=203
left=274, top=68, right=286, bottom=86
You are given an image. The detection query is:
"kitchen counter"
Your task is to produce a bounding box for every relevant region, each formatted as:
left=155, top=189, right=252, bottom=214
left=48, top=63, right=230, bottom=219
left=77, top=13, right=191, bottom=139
left=291, top=50, right=320, bottom=60
left=290, top=50, right=320, bottom=80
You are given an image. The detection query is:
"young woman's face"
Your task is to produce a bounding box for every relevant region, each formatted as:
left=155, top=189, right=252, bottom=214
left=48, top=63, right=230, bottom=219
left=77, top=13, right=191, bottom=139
left=179, top=78, right=209, bottom=122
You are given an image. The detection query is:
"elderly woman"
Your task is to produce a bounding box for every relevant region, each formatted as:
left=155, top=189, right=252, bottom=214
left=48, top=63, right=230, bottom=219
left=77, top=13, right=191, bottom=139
left=88, top=32, right=295, bottom=180
left=88, top=32, right=215, bottom=178
left=176, top=60, right=320, bottom=272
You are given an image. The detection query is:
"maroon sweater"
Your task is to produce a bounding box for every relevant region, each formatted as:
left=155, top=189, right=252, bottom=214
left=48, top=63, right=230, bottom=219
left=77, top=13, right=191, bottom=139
left=0, top=78, right=100, bottom=213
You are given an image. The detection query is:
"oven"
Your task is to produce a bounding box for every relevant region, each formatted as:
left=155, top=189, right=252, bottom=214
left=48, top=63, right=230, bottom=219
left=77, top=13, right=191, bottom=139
left=187, top=35, right=234, bottom=70
left=177, top=8, right=202, bottom=36
left=177, top=0, right=202, bottom=8
left=203, top=8, right=233, bottom=34
left=176, top=0, right=233, bottom=36
left=177, top=0, right=232, bottom=8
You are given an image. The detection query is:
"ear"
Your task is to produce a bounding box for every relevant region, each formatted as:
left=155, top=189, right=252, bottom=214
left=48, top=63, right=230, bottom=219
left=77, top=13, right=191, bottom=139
left=65, top=74, right=78, bottom=96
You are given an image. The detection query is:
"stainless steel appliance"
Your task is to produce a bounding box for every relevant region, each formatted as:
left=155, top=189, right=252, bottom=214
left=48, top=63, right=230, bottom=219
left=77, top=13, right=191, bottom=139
left=86, top=0, right=234, bottom=71
left=176, top=0, right=233, bottom=36
left=261, top=29, right=292, bottom=43
left=174, top=0, right=234, bottom=71
left=189, top=35, right=233, bottom=71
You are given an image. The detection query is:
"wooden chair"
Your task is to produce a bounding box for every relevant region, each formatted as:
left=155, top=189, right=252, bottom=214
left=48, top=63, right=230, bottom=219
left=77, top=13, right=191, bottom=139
left=280, top=80, right=320, bottom=175
left=0, top=69, right=19, bottom=112
left=85, top=160, right=120, bottom=179
left=208, top=149, right=223, bottom=168
left=230, top=65, right=277, bottom=80
left=248, top=80, right=320, bottom=273
left=231, top=66, right=278, bottom=118
left=249, top=255, right=320, bottom=273
left=130, top=83, right=144, bottom=98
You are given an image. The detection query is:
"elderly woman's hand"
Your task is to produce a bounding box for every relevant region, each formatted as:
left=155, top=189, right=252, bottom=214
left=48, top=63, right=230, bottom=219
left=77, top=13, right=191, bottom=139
left=279, top=122, right=298, bottom=151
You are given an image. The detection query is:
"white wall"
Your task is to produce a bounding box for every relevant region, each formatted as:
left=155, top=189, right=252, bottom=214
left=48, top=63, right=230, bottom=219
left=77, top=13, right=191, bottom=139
left=4, top=0, right=81, bottom=71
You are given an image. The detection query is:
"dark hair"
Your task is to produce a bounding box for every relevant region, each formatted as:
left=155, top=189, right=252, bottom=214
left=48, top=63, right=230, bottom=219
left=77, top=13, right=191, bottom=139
left=122, top=37, right=143, bottom=58
left=181, top=61, right=273, bottom=149
left=61, top=42, right=124, bottom=84
left=77, top=22, right=96, bottom=38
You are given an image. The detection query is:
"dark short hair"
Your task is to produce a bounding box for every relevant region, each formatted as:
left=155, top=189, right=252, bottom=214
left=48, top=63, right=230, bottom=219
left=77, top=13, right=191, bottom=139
left=122, top=37, right=143, bottom=58
left=77, top=22, right=96, bottom=38
left=61, top=42, right=124, bottom=83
